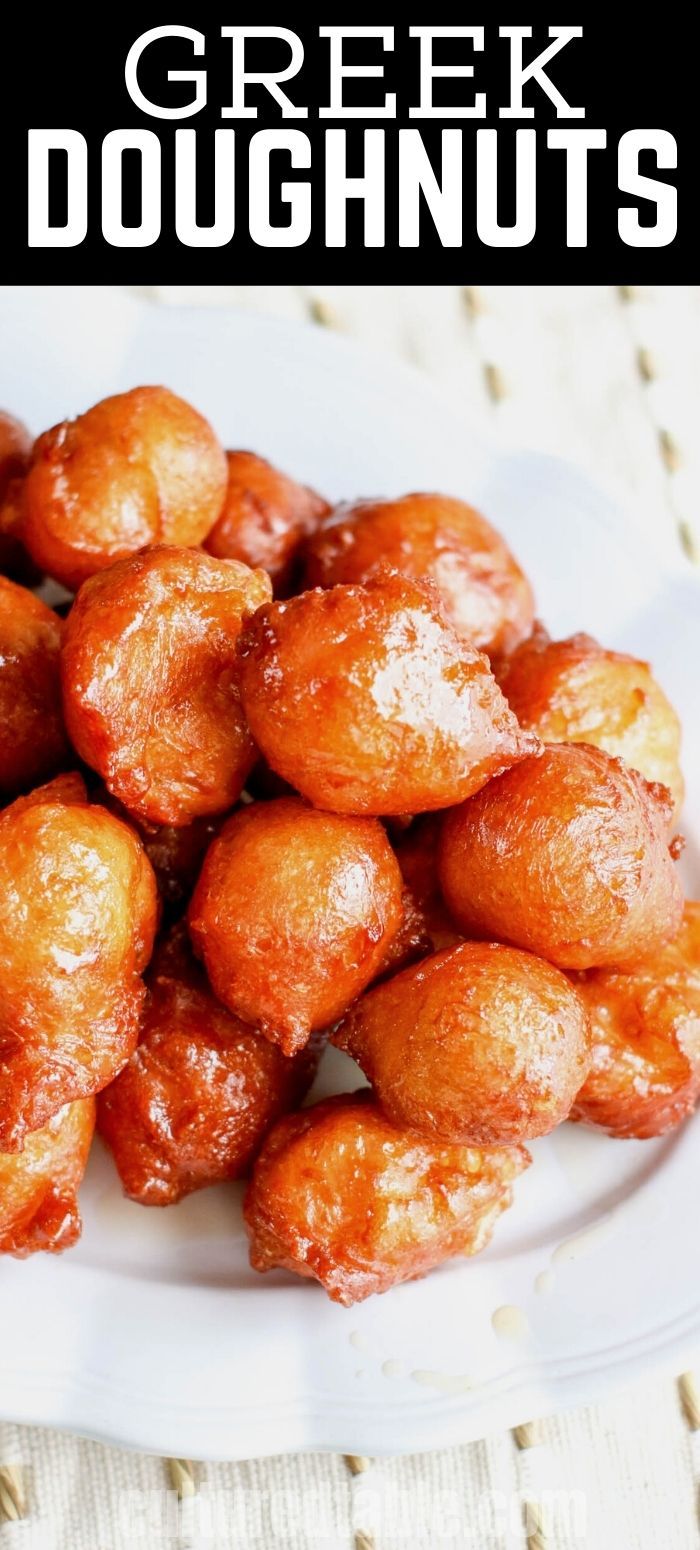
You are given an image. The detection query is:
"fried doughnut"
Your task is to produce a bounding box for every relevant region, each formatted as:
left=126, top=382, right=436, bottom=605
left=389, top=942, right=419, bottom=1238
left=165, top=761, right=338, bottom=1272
left=0, top=1098, right=95, bottom=1257
left=236, top=575, right=538, bottom=816
left=382, top=815, right=463, bottom=974
left=497, top=624, right=684, bottom=819
left=97, top=925, right=320, bottom=1205
left=98, top=790, right=220, bottom=908
left=439, top=744, right=683, bottom=971
left=244, top=757, right=296, bottom=803
left=303, top=493, right=535, bottom=656
left=188, top=796, right=404, bottom=1054
left=244, top=1091, right=530, bottom=1305
left=0, top=410, right=31, bottom=495
left=0, top=774, right=158, bottom=1151
left=0, top=410, right=38, bottom=583
left=0, top=576, right=68, bottom=797
left=205, top=451, right=330, bottom=593
left=334, top=942, right=590, bottom=1144
left=571, top=902, right=700, bottom=1138
left=61, top=546, right=271, bottom=827
left=20, top=387, right=228, bottom=591
left=121, top=814, right=221, bottom=909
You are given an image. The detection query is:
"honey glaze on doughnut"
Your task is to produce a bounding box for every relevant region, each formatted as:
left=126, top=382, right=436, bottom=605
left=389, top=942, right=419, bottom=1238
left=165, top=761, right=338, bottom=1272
left=439, top=744, right=683, bottom=971
left=236, top=575, right=539, bottom=816
left=0, top=774, right=158, bottom=1151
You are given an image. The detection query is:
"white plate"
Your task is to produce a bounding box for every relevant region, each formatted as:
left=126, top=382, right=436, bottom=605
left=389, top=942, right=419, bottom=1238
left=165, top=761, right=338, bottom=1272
left=1, top=288, right=699, bottom=1460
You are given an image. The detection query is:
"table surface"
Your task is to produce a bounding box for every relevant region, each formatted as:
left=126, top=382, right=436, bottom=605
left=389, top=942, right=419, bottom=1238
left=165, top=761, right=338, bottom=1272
left=1, top=283, right=699, bottom=1550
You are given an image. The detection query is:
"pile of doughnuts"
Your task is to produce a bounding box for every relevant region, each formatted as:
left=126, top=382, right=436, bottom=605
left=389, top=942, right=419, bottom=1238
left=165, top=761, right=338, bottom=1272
left=0, top=388, right=696, bottom=1305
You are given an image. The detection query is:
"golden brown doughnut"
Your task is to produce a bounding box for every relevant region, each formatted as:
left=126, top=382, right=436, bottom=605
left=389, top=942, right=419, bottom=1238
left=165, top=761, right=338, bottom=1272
left=244, top=1091, right=530, bottom=1304
left=188, top=796, right=404, bottom=1054
left=98, top=925, right=321, bottom=1204
left=0, top=575, right=68, bottom=797
left=303, top=493, right=535, bottom=656
left=21, top=387, right=228, bottom=590
left=571, top=901, right=700, bottom=1137
left=382, top=815, right=463, bottom=975
left=335, top=941, right=591, bottom=1144
left=0, top=409, right=38, bottom=583
left=497, top=624, right=684, bottom=819
left=61, top=545, right=271, bottom=827
left=0, top=1099, right=95, bottom=1257
left=236, top=575, right=539, bottom=815
left=0, top=774, right=158, bottom=1150
left=439, top=744, right=683, bottom=971
left=205, top=450, right=330, bottom=593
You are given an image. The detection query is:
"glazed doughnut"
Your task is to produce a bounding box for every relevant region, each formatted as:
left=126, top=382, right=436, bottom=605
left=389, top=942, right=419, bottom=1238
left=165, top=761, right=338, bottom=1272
left=98, top=925, right=321, bottom=1205
left=0, top=773, right=158, bottom=1151
left=244, top=1091, right=530, bottom=1305
left=0, top=410, right=31, bottom=497
left=21, top=386, right=228, bottom=590
left=303, top=492, right=534, bottom=656
left=0, top=409, right=38, bottom=583
left=496, top=624, right=684, bottom=819
left=571, top=901, right=700, bottom=1138
left=205, top=450, right=330, bottom=593
left=439, top=744, right=683, bottom=971
left=188, top=796, right=404, bottom=1054
left=0, top=576, right=68, bottom=797
left=382, top=815, right=463, bottom=975
left=236, top=575, right=539, bottom=816
left=98, top=789, right=221, bottom=909
left=61, top=545, right=271, bottom=827
left=0, top=1099, right=95, bottom=1257
left=334, top=941, right=591, bottom=1144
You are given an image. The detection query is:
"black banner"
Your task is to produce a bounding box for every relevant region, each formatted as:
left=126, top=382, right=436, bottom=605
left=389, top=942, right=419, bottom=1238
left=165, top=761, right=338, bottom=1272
left=1, top=14, right=692, bottom=281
